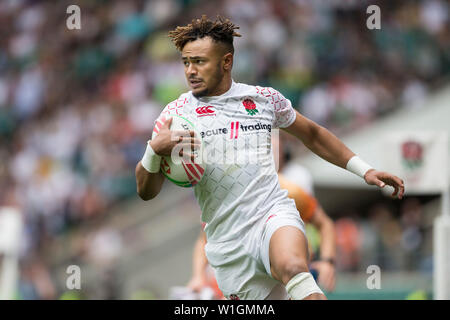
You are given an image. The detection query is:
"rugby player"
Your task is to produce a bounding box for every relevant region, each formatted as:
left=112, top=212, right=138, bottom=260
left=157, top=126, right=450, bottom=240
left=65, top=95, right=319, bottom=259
left=135, top=16, right=404, bottom=300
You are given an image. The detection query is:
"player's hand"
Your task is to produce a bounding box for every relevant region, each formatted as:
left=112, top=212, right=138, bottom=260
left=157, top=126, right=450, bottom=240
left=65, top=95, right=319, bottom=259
left=186, top=275, right=208, bottom=292
left=310, top=260, right=336, bottom=292
left=150, top=117, right=201, bottom=161
left=364, top=169, right=405, bottom=199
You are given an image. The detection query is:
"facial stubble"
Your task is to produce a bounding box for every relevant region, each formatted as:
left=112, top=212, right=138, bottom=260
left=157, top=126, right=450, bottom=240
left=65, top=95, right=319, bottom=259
left=192, top=62, right=224, bottom=98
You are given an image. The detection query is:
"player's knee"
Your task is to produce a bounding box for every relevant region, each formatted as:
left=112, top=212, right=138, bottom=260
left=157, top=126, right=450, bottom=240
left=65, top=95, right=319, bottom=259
left=279, top=259, right=309, bottom=285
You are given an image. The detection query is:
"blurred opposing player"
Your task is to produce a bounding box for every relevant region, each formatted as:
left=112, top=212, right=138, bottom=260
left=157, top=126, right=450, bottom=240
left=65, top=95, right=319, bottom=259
left=135, top=16, right=404, bottom=300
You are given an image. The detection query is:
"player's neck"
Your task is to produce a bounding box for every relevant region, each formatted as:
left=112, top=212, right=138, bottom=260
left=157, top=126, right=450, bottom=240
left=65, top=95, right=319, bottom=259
left=208, top=76, right=232, bottom=97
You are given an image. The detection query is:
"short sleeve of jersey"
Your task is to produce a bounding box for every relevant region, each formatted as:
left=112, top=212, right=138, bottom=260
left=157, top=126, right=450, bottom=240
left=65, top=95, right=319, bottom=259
left=151, top=95, right=189, bottom=137
left=151, top=108, right=169, bottom=139
left=257, top=87, right=296, bottom=128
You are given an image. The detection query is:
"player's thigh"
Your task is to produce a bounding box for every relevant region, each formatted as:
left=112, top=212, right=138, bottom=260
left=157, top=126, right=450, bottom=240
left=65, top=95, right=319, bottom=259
left=269, top=225, right=309, bottom=282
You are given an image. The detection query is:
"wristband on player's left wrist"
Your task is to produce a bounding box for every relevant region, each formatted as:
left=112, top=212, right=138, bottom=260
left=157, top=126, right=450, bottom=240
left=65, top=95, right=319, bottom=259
left=346, top=155, right=373, bottom=179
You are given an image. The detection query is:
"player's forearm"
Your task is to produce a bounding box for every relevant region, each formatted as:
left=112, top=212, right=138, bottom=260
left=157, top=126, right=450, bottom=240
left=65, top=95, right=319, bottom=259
left=303, top=124, right=355, bottom=169
left=318, top=214, right=336, bottom=263
left=192, top=233, right=208, bottom=278
left=135, top=162, right=165, bottom=200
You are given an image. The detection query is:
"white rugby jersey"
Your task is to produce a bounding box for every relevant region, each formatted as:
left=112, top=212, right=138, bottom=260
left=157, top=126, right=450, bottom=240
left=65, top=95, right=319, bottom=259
left=154, top=80, right=298, bottom=244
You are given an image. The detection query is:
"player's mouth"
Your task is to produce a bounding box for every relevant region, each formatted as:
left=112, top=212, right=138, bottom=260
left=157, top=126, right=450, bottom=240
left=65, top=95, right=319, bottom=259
left=189, top=79, right=203, bottom=89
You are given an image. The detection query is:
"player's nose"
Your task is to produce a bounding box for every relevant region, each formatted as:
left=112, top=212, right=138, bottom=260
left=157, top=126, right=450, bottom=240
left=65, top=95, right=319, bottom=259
left=186, top=63, right=197, bottom=76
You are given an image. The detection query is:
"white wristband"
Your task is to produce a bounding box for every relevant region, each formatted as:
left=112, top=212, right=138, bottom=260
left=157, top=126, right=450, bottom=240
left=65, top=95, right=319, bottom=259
left=346, top=156, right=373, bottom=178
left=141, top=141, right=161, bottom=173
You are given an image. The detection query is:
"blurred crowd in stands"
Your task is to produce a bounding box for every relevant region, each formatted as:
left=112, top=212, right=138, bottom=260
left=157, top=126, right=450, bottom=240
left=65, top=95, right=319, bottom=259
left=0, top=0, right=448, bottom=299
left=331, top=197, right=434, bottom=274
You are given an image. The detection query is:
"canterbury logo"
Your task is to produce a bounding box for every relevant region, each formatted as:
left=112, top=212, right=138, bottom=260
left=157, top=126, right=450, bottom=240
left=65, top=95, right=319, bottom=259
left=196, top=106, right=215, bottom=117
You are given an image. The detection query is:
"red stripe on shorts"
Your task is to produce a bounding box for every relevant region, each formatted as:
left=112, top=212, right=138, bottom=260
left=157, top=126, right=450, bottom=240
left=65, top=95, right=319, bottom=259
left=265, top=214, right=277, bottom=223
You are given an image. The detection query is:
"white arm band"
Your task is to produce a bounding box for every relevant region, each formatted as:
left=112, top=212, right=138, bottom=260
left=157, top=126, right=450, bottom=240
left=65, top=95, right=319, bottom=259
left=346, top=156, right=373, bottom=178
left=141, top=141, right=161, bottom=173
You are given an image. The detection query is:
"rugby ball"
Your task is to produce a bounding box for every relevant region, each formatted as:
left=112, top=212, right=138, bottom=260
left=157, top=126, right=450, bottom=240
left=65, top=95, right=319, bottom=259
left=152, top=115, right=204, bottom=187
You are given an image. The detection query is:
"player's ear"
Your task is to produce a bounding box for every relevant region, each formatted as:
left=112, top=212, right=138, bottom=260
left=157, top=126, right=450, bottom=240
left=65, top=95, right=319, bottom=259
left=223, top=52, right=233, bottom=71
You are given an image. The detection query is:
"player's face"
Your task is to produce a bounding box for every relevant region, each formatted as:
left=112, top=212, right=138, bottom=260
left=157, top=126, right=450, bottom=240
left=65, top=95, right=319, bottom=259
left=181, top=37, right=228, bottom=97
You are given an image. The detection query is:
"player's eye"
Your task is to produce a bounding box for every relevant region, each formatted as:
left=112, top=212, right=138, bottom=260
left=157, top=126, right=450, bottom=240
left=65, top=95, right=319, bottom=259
left=183, top=61, right=189, bottom=66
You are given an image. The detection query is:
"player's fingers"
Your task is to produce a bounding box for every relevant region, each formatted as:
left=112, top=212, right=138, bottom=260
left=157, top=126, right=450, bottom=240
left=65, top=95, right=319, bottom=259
left=178, top=148, right=196, bottom=162
left=326, top=271, right=336, bottom=291
left=374, top=178, right=385, bottom=188
left=179, top=137, right=201, bottom=144
left=398, top=184, right=405, bottom=199
left=366, top=172, right=385, bottom=188
left=328, top=277, right=336, bottom=292
left=324, top=278, right=333, bottom=292
left=178, top=149, right=191, bottom=161
left=320, top=275, right=332, bottom=292
left=318, top=272, right=326, bottom=286
left=191, top=143, right=201, bottom=152
left=386, top=175, right=404, bottom=199
left=172, top=130, right=191, bottom=137
left=391, top=185, right=399, bottom=197
left=393, top=176, right=404, bottom=187
left=322, top=271, right=332, bottom=287
left=173, top=130, right=194, bottom=137
left=178, top=145, right=194, bottom=153
left=384, top=175, right=403, bottom=187
left=179, top=149, right=196, bottom=161
left=178, top=138, right=202, bottom=150
left=170, top=131, right=184, bottom=143
left=162, top=117, right=173, bottom=128
left=397, top=178, right=405, bottom=199
left=174, top=135, right=199, bottom=144
left=182, top=153, right=196, bottom=163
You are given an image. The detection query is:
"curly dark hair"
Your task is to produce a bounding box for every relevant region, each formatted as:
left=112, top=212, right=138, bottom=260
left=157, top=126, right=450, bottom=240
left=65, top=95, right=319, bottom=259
left=168, top=15, right=241, bottom=53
